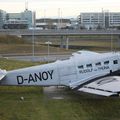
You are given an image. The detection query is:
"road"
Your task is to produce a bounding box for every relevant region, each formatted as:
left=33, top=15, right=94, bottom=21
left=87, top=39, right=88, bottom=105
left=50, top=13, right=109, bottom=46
left=0, top=29, right=120, bottom=36
left=4, top=54, right=70, bottom=62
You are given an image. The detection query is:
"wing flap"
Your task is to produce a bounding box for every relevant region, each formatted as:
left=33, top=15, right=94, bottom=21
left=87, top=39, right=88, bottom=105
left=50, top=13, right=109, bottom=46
left=79, top=87, right=117, bottom=96
left=78, top=76, right=120, bottom=96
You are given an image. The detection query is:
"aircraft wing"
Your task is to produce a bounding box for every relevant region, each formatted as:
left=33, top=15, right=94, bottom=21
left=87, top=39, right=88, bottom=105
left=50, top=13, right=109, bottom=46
left=0, top=69, right=7, bottom=81
left=78, top=76, right=120, bottom=96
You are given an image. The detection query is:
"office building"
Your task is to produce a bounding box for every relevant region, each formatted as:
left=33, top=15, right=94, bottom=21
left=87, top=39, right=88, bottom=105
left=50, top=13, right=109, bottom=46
left=36, top=18, right=71, bottom=29
left=79, top=11, right=120, bottom=29
left=0, top=8, right=34, bottom=29
left=3, top=19, right=28, bottom=29
left=109, top=13, right=120, bottom=27
left=0, top=10, right=6, bottom=29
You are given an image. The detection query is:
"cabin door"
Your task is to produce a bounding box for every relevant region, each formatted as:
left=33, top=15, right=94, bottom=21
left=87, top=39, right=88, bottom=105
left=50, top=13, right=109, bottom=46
left=58, top=65, right=77, bottom=86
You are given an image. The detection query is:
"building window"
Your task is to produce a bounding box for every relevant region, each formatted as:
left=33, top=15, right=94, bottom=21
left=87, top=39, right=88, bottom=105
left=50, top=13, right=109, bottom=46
left=86, top=64, right=92, bottom=68
left=104, top=61, right=109, bottom=65
left=113, top=60, right=118, bottom=64
left=78, top=65, right=84, bottom=69
left=95, top=62, right=101, bottom=66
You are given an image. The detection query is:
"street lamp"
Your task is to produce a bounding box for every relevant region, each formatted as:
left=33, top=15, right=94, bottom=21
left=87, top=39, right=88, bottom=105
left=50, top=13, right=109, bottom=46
left=45, top=41, right=52, bottom=62
left=32, top=11, right=36, bottom=60
left=31, top=26, right=35, bottom=62
left=110, top=29, right=113, bottom=51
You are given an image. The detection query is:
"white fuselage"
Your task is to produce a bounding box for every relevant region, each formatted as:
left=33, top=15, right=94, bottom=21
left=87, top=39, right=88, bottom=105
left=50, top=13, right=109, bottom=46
left=1, top=51, right=120, bottom=88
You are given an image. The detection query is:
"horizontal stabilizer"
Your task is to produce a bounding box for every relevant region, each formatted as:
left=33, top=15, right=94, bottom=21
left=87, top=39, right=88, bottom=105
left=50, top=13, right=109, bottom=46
left=0, top=69, right=7, bottom=81
left=78, top=76, right=120, bottom=96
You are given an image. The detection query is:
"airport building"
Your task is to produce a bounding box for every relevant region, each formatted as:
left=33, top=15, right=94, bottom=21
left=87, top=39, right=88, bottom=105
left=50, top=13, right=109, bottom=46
left=3, top=19, right=28, bottom=29
left=0, top=9, right=34, bottom=29
left=36, top=18, right=71, bottom=29
left=70, top=18, right=79, bottom=29
left=4, top=9, right=33, bottom=29
left=79, top=11, right=120, bottom=29
left=109, top=13, right=120, bottom=27
left=0, top=10, right=6, bottom=29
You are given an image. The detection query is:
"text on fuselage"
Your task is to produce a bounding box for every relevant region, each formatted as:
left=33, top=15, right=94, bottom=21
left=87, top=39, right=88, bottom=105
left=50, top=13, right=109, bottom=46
left=79, top=66, right=109, bottom=74
left=17, top=70, right=54, bottom=84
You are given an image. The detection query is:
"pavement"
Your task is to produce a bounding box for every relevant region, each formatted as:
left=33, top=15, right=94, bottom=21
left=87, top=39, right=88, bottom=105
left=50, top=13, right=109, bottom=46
left=4, top=55, right=70, bottom=62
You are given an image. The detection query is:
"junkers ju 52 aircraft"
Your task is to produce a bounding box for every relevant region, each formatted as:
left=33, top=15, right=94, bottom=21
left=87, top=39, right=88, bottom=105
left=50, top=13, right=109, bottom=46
left=0, top=50, right=120, bottom=97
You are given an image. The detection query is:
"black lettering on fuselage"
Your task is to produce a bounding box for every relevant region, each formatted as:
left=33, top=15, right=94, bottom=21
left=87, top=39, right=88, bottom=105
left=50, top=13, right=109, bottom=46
left=79, top=69, right=92, bottom=74
left=34, top=73, right=42, bottom=81
left=28, top=74, right=36, bottom=83
left=16, top=70, right=54, bottom=85
left=98, top=66, right=109, bottom=70
left=17, top=76, right=24, bottom=84
left=48, top=70, right=54, bottom=79
left=79, top=65, right=110, bottom=74
left=42, top=72, right=48, bottom=80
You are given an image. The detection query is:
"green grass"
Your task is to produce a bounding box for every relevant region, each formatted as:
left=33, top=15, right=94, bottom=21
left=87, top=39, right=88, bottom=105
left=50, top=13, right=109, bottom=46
left=0, top=35, right=120, bottom=120
left=0, top=44, right=73, bottom=55
left=0, top=59, right=120, bottom=120
left=0, top=35, right=27, bottom=44
left=0, top=35, right=74, bottom=55
left=0, top=58, right=44, bottom=70
left=38, top=35, right=120, bottom=51
left=0, top=34, right=119, bottom=54
left=1, top=87, right=120, bottom=120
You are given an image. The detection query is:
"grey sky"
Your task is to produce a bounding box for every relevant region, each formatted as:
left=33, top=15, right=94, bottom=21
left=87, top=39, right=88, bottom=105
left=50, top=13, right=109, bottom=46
left=0, top=0, right=120, bottom=18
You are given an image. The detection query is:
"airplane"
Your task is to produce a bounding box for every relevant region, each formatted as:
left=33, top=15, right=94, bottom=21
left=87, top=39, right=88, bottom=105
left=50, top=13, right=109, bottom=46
left=0, top=50, right=120, bottom=97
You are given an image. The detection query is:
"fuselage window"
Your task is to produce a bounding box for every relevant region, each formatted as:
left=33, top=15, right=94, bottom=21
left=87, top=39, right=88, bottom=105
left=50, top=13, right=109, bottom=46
left=86, top=64, right=92, bottom=68
left=113, top=60, right=118, bottom=64
left=104, top=61, right=109, bottom=65
left=95, top=62, right=101, bottom=66
left=78, top=65, right=84, bottom=69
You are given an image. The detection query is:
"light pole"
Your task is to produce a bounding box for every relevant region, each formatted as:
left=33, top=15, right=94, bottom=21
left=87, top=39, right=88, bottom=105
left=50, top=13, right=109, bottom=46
left=45, top=41, right=52, bottom=62
left=32, top=11, right=36, bottom=60
left=32, top=26, right=35, bottom=57
left=66, top=37, right=69, bottom=50
left=110, top=29, right=113, bottom=52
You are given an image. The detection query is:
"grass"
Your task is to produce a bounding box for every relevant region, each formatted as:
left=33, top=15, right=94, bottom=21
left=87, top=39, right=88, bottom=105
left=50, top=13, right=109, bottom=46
left=37, top=35, right=120, bottom=51
left=0, top=59, right=120, bottom=120
left=0, top=44, right=73, bottom=55
left=0, top=58, right=44, bottom=70
left=1, top=35, right=120, bottom=120
left=0, top=35, right=74, bottom=55
left=0, top=35, right=27, bottom=44
left=0, top=34, right=119, bottom=55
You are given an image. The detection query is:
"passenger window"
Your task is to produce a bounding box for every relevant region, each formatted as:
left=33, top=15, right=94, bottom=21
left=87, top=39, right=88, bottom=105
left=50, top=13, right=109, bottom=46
left=113, top=60, right=118, bottom=64
left=104, top=61, right=109, bottom=65
left=78, top=65, right=84, bottom=69
left=95, top=62, right=101, bottom=66
left=86, top=64, right=92, bottom=68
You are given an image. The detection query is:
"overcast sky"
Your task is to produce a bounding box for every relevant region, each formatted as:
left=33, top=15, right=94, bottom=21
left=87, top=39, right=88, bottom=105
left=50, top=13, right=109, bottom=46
left=0, top=0, right=120, bottom=18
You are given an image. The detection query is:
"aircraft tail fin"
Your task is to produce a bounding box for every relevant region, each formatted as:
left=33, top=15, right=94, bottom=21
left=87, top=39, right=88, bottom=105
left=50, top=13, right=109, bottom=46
left=0, top=69, right=7, bottom=81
